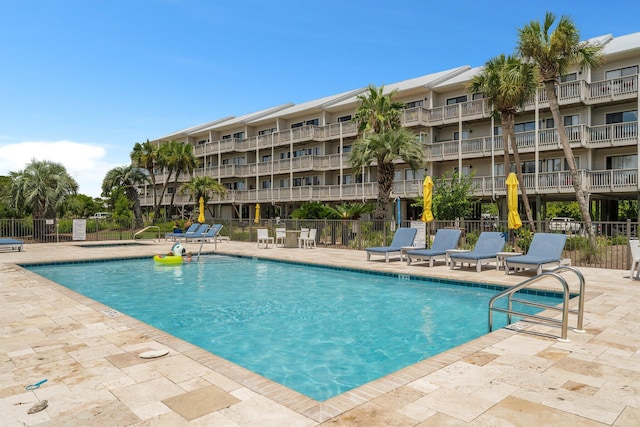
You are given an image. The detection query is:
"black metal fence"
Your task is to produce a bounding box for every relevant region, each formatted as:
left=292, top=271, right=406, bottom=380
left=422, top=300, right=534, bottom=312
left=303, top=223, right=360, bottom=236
left=1, top=217, right=637, bottom=271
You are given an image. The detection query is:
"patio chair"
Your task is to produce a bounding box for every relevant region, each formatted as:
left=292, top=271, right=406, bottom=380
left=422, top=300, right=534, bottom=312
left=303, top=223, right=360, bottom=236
left=0, top=238, right=24, bottom=252
left=301, top=228, right=317, bottom=249
left=449, top=232, right=507, bottom=272
left=366, top=227, right=418, bottom=262
left=257, top=228, right=274, bottom=249
left=504, top=233, right=568, bottom=275
left=275, top=228, right=286, bottom=247
left=406, top=229, right=462, bottom=267
left=629, top=239, right=640, bottom=279
left=297, top=228, right=310, bottom=248
left=165, top=223, right=199, bottom=241
left=183, top=224, right=211, bottom=242
left=193, top=224, right=223, bottom=243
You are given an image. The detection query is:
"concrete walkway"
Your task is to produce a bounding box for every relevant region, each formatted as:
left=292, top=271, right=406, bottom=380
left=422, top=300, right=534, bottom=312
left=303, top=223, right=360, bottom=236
left=1, top=240, right=639, bottom=426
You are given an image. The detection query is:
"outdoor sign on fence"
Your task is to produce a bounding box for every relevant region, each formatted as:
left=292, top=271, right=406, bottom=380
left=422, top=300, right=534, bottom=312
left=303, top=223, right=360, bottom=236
left=73, top=219, right=86, bottom=241
left=410, top=221, right=426, bottom=248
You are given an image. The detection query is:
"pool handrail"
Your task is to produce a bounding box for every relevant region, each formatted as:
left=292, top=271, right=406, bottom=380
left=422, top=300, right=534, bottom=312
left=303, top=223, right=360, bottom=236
left=488, top=265, right=585, bottom=342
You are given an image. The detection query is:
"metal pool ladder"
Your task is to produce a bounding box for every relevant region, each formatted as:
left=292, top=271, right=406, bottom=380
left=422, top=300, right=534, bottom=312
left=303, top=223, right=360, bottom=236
left=488, top=266, right=585, bottom=342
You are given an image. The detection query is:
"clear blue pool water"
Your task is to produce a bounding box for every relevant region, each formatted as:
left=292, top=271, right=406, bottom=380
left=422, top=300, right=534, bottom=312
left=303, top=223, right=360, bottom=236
left=27, top=255, right=560, bottom=401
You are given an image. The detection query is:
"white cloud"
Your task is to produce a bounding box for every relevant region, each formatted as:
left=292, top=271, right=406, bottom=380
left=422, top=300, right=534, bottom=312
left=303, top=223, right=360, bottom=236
left=0, top=140, right=125, bottom=198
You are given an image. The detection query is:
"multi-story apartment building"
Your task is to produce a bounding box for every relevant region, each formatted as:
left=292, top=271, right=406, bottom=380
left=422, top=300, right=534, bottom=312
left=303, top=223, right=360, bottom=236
left=144, top=31, right=639, bottom=222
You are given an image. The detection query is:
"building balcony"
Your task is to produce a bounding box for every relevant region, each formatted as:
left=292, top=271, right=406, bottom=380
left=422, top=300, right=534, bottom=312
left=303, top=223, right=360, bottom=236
left=140, top=168, right=638, bottom=208
left=426, top=122, right=638, bottom=161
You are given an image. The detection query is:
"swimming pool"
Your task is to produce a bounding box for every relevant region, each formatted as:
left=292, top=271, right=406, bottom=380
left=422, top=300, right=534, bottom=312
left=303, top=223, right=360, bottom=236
left=27, top=255, right=561, bottom=401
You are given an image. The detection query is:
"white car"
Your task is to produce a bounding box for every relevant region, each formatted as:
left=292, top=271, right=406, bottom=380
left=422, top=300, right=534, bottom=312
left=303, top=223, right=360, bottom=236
left=89, top=212, right=110, bottom=219
left=548, top=217, right=581, bottom=232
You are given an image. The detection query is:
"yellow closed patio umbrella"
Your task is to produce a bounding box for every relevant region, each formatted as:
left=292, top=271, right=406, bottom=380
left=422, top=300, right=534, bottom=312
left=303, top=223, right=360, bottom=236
left=197, top=197, right=205, bottom=224
left=254, top=203, right=260, bottom=224
left=421, top=176, right=434, bottom=223
left=506, top=173, right=522, bottom=230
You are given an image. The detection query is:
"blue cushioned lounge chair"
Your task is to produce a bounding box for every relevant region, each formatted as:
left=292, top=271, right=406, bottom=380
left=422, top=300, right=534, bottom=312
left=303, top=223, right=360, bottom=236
left=0, top=238, right=24, bottom=252
left=449, top=231, right=507, bottom=272
left=366, top=227, right=417, bottom=262
left=504, top=233, right=568, bottom=275
left=165, top=223, right=200, bottom=241
left=184, top=223, right=212, bottom=242
left=406, top=229, right=462, bottom=267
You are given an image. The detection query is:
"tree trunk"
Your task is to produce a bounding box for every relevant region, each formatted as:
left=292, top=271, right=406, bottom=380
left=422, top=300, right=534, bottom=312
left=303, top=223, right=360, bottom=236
left=153, top=170, right=174, bottom=221
left=504, top=114, right=536, bottom=232
left=544, top=80, right=594, bottom=238
left=375, top=161, right=394, bottom=220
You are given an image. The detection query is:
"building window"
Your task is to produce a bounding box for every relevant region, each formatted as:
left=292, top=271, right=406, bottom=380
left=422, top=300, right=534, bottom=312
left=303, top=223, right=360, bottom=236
left=261, top=180, right=271, bottom=189
left=293, top=177, right=303, bottom=187
left=514, top=121, right=535, bottom=133
left=605, top=65, right=638, bottom=79
left=546, top=157, right=579, bottom=171
left=305, top=119, right=319, bottom=126
left=233, top=131, right=245, bottom=140
left=564, top=115, right=579, bottom=126
left=607, top=155, right=638, bottom=170
left=337, top=115, right=352, bottom=122
left=521, top=161, right=536, bottom=174
left=342, top=175, right=352, bottom=184
left=261, top=154, right=271, bottom=162
left=606, top=110, right=638, bottom=124
left=258, top=128, right=277, bottom=135
left=291, top=122, right=303, bottom=129
left=355, top=172, right=368, bottom=183
left=454, top=166, right=472, bottom=176
left=560, top=73, right=577, bottom=82
left=279, top=178, right=289, bottom=187
left=338, top=144, right=352, bottom=153
left=404, top=169, right=424, bottom=180
left=472, top=93, right=485, bottom=100
left=279, top=152, right=290, bottom=159
left=406, top=100, right=423, bottom=108
left=222, top=156, right=245, bottom=165
left=222, top=134, right=231, bottom=140
left=197, top=139, right=209, bottom=145
left=453, top=130, right=470, bottom=140
left=446, top=95, right=467, bottom=105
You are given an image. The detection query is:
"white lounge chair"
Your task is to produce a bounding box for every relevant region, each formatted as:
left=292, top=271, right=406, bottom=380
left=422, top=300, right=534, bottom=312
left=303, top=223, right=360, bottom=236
left=257, top=228, right=274, bottom=248
left=298, top=228, right=310, bottom=248
left=629, top=239, right=640, bottom=279
left=275, top=228, right=286, bottom=247
left=301, top=229, right=317, bottom=249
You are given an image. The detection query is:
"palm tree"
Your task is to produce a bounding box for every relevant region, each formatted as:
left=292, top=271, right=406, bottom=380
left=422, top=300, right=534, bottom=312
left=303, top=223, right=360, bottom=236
left=9, top=159, right=78, bottom=239
left=352, top=84, right=423, bottom=219
left=350, top=127, right=424, bottom=220
left=324, top=202, right=374, bottom=220
left=517, top=11, right=603, bottom=236
left=164, top=141, right=200, bottom=216
left=102, top=165, right=148, bottom=227
left=179, top=176, right=227, bottom=218
left=131, top=139, right=162, bottom=219
left=469, top=54, right=539, bottom=231
left=354, top=84, right=405, bottom=134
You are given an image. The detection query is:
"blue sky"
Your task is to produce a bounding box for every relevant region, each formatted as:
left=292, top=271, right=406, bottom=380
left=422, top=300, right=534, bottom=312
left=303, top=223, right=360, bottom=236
left=1, top=0, right=638, bottom=197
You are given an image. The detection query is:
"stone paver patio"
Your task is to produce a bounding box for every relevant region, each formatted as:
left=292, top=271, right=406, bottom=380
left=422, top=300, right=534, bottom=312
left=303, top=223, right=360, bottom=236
left=1, top=239, right=640, bottom=426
